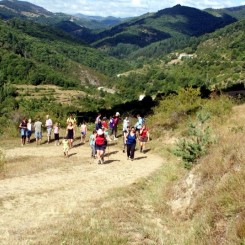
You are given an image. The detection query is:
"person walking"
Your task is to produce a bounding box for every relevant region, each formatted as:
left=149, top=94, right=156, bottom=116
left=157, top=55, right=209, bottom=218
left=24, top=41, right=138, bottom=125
left=26, top=118, right=33, bottom=143
left=139, top=124, right=150, bottom=153
left=89, top=130, right=97, bottom=158
left=126, top=127, right=137, bottom=161
left=34, top=117, right=42, bottom=145
left=95, top=113, right=102, bottom=130
left=66, top=121, right=75, bottom=148
left=19, top=117, right=27, bottom=146
left=66, top=114, right=77, bottom=139
left=134, top=114, right=144, bottom=134
left=53, top=122, right=60, bottom=146
left=45, top=115, right=53, bottom=144
left=123, top=125, right=130, bottom=153
left=95, top=128, right=107, bottom=164
left=62, top=137, right=69, bottom=157
left=80, top=121, right=87, bottom=143
left=113, top=112, right=120, bottom=139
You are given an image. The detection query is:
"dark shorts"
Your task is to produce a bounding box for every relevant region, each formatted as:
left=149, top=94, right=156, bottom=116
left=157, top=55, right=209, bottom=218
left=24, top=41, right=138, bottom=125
left=27, top=130, right=32, bottom=137
left=54, top=133, right=59, bottom=140
left=96, top=144, right=106, bottom=151
left=139, top=136, right=148, bottom=142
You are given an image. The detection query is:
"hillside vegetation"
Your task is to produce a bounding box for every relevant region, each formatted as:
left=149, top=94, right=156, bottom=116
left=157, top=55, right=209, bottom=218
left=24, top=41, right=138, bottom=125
left=113, top=19, right=245, bottom=100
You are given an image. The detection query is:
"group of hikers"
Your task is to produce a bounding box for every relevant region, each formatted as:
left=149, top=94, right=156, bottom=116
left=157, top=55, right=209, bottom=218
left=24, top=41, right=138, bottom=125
left=19, top=112, right=150, bottom=164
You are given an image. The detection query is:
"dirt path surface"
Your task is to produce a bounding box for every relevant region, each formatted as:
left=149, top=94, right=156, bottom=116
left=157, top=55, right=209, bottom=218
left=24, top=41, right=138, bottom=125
left=0, top=140, right=163, bottom=244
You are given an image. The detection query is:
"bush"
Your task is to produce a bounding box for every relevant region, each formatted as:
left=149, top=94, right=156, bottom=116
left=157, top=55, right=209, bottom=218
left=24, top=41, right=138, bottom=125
left=149, top=87, right=202, bottom=137
left=173, top=112, right=214, bottom=169
left=202, top=95, right=233, bottom=118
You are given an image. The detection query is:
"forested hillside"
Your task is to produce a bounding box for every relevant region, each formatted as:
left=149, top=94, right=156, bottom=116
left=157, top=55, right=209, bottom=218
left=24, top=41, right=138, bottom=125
left=0, top=17, right=131, bottom=123
left=113, top=19, right=245, bottom=99
left=84, top=5, right=236, bottom=60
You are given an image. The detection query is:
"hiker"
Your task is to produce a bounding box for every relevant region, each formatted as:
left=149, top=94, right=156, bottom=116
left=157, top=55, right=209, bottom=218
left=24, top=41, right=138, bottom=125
left=66, top=121, right=75, bottom=148
left=95, top=113, right=102, bottom=130
left=66, top=114, right=77, bottom=139
left=26, top=118, right=33, bottom=143
left=101, top=117, right=108, bottom=130
left=80, top=121, right=87, bottom=143
left=134, top=114, right=144, bottom=134
left=123, top=125, right=130, bottom=153
left=95, top=128, right=107, bottom=164
left=89, top=130, right=97, bottom=159
left=122, top=116, right=130, bottom=132
left=53, top=122, right=60, bottom=146
left=19, top=117, right=27, bottom=146
left=126, top=126, right=137, bottom=161
left=34, top=117, right=42, bottom=145
left=66, top=113, right=77, bottom=126
left=109, top=116, right=114, bottom=139
left=111, top=112, right=120, bottom=140
left=139, top=124, right=150, bottom=153
left=45, top=115, right=53, bottom=144
left=122, top=116, right=130, bottom=146
left=62, top=137, right=69, bottom=157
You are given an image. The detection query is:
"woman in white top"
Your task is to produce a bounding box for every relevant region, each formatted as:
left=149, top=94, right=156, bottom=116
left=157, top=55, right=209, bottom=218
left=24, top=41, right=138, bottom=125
left=27, top=119, right=32, bottom=143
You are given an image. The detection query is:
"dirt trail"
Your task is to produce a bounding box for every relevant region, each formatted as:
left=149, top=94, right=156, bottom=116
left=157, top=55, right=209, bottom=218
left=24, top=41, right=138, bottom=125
left=0, top=140, right=163, bottom=244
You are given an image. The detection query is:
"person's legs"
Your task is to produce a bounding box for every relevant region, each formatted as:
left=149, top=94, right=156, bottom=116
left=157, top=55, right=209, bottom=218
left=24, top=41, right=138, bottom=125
left=114, top=125, right=118, bottom=138
left=97, top=149, right=102, bottom=164
left=130, top=143, right=136, bottom=160
left=127, top=144, right=131, bottom=159
left=142, top=142, right=146, bottom=152
left=21, top=136, right=25, bottom=145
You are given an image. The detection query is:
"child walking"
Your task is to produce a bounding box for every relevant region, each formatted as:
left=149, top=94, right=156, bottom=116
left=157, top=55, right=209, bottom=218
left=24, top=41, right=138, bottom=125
left=62, top=137, right=69, bottom=157
left=53, top=122, right=60, bottom=146
left=89, top=130, right=97, bottom=158
left=80, top=121, right=87, bottom=144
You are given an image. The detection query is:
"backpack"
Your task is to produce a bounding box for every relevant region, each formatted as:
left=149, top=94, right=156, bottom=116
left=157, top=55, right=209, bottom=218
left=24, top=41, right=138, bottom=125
left=109, top=118, right=114, bottom=128
left=95, top=134, right=105, bottom=146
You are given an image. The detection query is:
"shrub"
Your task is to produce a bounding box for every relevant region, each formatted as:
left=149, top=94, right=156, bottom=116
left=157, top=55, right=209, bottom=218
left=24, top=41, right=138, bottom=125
left=149, top=87, right=202, bottom=137
left=173, top=112, right=214, bottom=169
left=202, top=95, right=233, bottom=118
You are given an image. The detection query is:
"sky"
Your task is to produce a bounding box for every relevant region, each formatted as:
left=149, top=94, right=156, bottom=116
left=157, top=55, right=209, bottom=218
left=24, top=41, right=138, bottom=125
left=21, top=0, right=245, bottom=17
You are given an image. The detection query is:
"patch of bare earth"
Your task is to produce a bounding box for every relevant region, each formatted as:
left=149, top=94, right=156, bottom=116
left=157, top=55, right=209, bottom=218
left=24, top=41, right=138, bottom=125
left=0, top=140, right=163, bottom=244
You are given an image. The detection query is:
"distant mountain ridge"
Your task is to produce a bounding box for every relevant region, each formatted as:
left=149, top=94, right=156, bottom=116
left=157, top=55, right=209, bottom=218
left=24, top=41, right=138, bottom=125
left=0, top=0, right=53, bottom=17
left=0, top=0, right=244, bottom=61
left=0, top=0, right=125, bottom=29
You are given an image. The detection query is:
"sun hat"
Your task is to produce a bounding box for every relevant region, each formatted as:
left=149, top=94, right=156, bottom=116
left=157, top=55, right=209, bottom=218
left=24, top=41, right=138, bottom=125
left=115, top=112, right=120, bottom=116
left=97, top=129, right=103, bottom=135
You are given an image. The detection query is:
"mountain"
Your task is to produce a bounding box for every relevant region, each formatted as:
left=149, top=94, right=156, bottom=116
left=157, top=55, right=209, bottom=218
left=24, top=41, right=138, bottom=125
left=206, top=5, right=245, bottom=20
left=74, top=13, right=127, bottom=27
left=0, top=0, right=125, bottom=29
left=0, top=17, right=130, bottom=88
left=75, top=5, right=236, bottom=60
left=113, top=19, right=245, bottom=99
left=0, top=0, right=53, bottom=18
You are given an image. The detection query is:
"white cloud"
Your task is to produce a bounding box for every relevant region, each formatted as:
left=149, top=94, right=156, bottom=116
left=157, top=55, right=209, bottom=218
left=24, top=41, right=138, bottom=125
left=131, top=0, right=142, bottom=6
left=21, top=0, right=243, bottom=17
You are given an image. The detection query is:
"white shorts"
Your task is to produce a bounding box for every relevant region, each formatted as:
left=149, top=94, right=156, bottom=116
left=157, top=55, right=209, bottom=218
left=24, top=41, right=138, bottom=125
left=47, top=128, right=52, bottom=136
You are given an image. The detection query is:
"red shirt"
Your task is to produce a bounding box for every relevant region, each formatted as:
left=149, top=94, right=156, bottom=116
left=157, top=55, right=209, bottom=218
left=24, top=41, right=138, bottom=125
left=102, top=121, right=108, bottom=129
left=140, top=128, right=148, bottom=137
